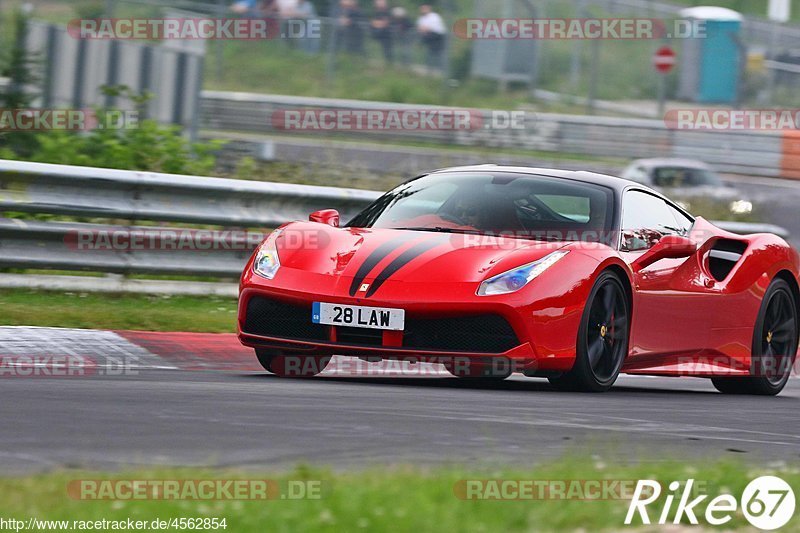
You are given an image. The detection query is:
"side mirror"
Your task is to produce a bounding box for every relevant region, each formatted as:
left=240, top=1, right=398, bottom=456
left=633, top=235, right=696, bottom=272
left=309, top=209, right=340, bottom=227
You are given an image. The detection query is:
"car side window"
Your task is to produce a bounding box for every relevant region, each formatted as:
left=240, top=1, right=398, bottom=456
left=652, top=168, right=682, bottom=187
left=666, top=203, right=694, bottom=236
left=621, top=191, right=691, bottom=251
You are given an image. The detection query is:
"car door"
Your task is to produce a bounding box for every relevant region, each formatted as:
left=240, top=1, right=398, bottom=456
left=619, top=190, right=712, bottom=359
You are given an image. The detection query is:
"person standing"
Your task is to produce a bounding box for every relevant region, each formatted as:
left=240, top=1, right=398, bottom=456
left=416, top=3, right=446, bottom=71
left=276, top=0, right=298, bottom=16
left=370, top=0, right=393, bottom=64
left=390, top=6, right=413, bottom=66
left=231, top=0, right=255, bottom=15
left=336, top=0, right=365, bottom=55
left=259, top=0, right=280, bottom=16
left=289, top=0, right=320, bottom=53
left=277, top=0, right=317, bottom=51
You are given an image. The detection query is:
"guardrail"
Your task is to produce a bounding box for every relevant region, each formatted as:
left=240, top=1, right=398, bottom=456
left=200, top=91, right=800, bottom=180
left=0, top=159, right=377, bottom=227
left=0, top=159, right=379, bottom=277
left=0, top=159, right=789, bottom=280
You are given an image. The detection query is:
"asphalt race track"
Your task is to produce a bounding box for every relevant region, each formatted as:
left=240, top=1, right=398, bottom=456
left=1, top=327, right=798, bottom=475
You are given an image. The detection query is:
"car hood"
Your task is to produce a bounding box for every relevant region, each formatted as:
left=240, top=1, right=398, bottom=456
left=275, top=222, right=570, bottom=286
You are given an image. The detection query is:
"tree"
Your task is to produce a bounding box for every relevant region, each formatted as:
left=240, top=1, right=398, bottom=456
left=0, top=9, right=40, bottom=157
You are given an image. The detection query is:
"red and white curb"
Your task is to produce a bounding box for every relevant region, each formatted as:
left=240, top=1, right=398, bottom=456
left=0, top=326, right=450, bottom=376
left=0, top=327, right=177, bottom=371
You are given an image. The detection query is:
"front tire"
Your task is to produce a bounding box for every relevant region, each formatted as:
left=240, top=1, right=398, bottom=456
left=255, top=349, right=331, bottom=378
left=549, top=271, right=630, bottom=392
left=712, top=278, right=798, bottom=396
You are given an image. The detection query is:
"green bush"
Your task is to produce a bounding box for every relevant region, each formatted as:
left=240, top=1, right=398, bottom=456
left=25, top=115, right=222, bottom=175
left=1, top=85, right=223, bottom=174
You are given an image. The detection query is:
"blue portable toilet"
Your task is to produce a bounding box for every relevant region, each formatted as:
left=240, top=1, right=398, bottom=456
left=677, top=6, right=744, bottom=104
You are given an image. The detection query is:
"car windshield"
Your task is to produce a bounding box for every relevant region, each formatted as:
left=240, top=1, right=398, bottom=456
left=652, top=167, right=723, bottom=187
left=347, top=172, right=616, bottom=243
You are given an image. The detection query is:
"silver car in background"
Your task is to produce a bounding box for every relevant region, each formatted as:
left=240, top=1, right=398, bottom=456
left=620, top=158, right=754, bottom=219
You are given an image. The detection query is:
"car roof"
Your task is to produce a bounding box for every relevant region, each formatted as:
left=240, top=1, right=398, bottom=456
left=627, top=158, right=712, bottom=170
left=425, top=164, right=660, bottom=195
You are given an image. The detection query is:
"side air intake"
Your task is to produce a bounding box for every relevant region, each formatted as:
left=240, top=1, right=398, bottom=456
left=708, top=239, right=747, bottom=282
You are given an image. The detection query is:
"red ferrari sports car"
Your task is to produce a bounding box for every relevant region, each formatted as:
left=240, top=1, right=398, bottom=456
left=238, top=166, right=800, bottom=394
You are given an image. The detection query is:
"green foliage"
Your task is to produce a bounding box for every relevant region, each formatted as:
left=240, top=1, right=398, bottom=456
left=204, top=39, right=533, bottom=110
left=449, top=43, right=472, bottom=82
left=233, top=158, right=405, bottom=191
left=73, top=0, right=107, bottom=20
left=0, top=11, right=37, bottom=107
left=2, top=85, right=223, bottom=175
left=26, top=117, right=222, bottom=175
left=0, top=10, right=40, bottom=157
left=0, top=459, right=797, bottom=531
left=233, top=156, right=259, bottom=180
left=0, top=289, right=237, bottom=333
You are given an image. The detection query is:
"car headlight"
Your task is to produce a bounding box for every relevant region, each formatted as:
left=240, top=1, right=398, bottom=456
left=730, top=200, right=753, bottom=215
left=253, top=229, right=282, bottom=279
left=477, top=250, right=569, bottom=296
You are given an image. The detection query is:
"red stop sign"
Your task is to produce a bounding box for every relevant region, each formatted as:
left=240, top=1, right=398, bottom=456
left=653, top=46, right=676, bottom=73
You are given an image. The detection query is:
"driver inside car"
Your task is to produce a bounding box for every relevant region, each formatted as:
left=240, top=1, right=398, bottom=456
left=450, top=195, right=485, bottom=228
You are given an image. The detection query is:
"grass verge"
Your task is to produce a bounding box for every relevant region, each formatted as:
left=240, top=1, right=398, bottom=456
left=0, top=459, right=797, bottom=532
left=0, top=289, right=237, bottom=332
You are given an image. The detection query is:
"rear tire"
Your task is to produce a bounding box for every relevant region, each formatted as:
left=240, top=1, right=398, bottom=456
left=711, top=278, right=798, bottom=396
left=549, top=271, right=630, bottom=392
left=255, top=349, right=330, bottom=378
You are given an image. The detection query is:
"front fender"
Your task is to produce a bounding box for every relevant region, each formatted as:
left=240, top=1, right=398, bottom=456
left=521, top=244, right=629, bottom=371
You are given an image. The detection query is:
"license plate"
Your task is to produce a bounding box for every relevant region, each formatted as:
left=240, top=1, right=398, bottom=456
left=312, top=302, right=405, bottom=331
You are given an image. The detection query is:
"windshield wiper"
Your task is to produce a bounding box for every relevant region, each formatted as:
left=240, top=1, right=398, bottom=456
left=500, top=232, right=562, bottom=242
left=394, top=227, right=579, bottom=241
left=392, top=227, right=485, bottom=235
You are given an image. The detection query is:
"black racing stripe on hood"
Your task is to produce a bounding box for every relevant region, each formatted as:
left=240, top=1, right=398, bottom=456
left=348, top=236, right=413, bottom=297
left=364, top=239, right=442, bottom=298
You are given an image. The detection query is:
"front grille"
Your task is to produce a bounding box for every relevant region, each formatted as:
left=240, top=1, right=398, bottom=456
left=337, top=327, right=383, bottom=346
left=243, top=297, right=519, bottom=354
left=243, top=296, right=328, bottom=341
left=403, top=315, right=519, bottom=353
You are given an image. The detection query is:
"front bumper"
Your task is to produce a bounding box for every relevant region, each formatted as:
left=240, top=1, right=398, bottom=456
left=239, top=329, right=537, bottom=363
left=237, top=282, right=580, bottom=372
